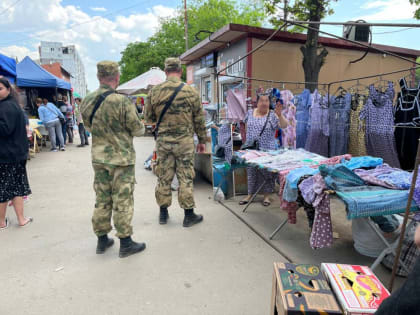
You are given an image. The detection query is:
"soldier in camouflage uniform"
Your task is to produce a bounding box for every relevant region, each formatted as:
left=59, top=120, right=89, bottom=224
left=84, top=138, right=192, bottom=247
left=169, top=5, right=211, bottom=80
left=81, top=61, right=146, bottom=258
left=144, top=58, right=207, bottom=227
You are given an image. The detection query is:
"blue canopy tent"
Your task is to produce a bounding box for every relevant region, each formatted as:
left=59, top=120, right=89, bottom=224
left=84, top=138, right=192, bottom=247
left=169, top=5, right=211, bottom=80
left=16, top=56, right=71, bottom=90
left=0, top=53, right=17, bottom=84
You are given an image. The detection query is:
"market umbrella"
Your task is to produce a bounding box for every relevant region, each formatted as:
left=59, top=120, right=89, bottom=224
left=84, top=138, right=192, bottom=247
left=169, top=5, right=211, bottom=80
left=117, top=67, right=166, bottom=95
left=73, top=92, right=81, bottom=98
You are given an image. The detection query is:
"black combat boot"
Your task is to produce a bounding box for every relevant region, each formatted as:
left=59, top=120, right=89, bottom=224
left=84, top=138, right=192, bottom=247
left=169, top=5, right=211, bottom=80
left=183, top=209, right=203, bottom=227
left=119, top=236, right=146, bottom=258
left=96, top=234, right=114, bottom=254
left=159, top=207, right=169, bottom=225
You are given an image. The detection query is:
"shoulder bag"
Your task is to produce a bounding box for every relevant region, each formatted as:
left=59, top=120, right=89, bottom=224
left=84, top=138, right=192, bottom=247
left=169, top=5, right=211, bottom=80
left=153, top=83, right=185, bottom=140
left=240, top=110, right=271, bottom=150
left=89, top=91, right=114, bottom=125
left=45, top=105, right=66, bottom=125
left=214, top=137, right=231, bottom=158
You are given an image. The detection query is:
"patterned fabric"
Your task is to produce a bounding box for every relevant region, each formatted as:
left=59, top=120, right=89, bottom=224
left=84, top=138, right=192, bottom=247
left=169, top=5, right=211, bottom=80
left=329, top=93, right=351, bottom=157
left=295, top=89, right=312, bottom=149
left=280, top=90, right=297, bottom=149
left=360, top=83, right=401, bottom=168
left=92, top=163, right=135, bottom=238
left=354, top=169, right=398, bottom=189
left=299, top=174, right=333, bottom=249
left=305, top=91, right=329, bottom=156
left=145, top=76, right=207, bottom=144
left=0, top=161, right=31, bottom=203
left=348, top=94, right=368, bottom=156
left=382, top=221, right=420, bottom=277
left=217, top=124, right=232, bottom=163
left=296, top=175, right=316, bottom=229
left=244, top=109, right=279, bottom=194
left=81, top=84, right=145, bottom=166
left=336, top=186, right=418, bottom=219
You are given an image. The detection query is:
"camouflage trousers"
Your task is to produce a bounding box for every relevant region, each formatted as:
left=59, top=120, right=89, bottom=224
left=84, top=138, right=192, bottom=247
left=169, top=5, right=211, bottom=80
left=92, top=163, right=135, bottom=238
left=155, top=138, right=196, bottom=209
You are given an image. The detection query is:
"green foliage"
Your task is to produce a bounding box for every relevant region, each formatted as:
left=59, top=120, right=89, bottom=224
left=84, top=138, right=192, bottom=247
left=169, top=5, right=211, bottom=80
left=409, top=0, right=420, bottom=19
left=119, top=0, right=265, bottom=84
left=417, top=57, right=420, bottom=80
left=264, top=0, right=336, bottom=27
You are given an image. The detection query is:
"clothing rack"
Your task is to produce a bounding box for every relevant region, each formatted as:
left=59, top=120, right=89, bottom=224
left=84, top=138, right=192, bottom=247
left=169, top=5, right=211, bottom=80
left=211, top=19, right=420, bottom=289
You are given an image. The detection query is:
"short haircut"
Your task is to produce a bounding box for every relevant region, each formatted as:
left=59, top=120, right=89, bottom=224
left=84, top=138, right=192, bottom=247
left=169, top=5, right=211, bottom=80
left=36, top=98, right=42, bottom=104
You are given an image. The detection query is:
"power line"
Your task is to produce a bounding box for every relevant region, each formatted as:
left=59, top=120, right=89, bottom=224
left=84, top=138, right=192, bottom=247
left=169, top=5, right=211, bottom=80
left=373, top=27, right=417, bottom=35
left=0, top=0, right=23, bottom=16
left=0, top=0, right=156, bottom=47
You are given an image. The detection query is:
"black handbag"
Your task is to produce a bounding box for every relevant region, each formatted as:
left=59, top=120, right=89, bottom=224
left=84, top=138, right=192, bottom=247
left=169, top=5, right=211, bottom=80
left=240, top=110, right=271, bottom=150
left=214, top=137, right=231, bottom=158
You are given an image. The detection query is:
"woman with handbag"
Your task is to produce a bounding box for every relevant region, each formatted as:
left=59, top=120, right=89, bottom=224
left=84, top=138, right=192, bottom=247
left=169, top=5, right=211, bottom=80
left=36, top=98, right=65, bottom=151
left=239, top=92, right=289, bottom=206
left=0, top=77, right=33, bottom=229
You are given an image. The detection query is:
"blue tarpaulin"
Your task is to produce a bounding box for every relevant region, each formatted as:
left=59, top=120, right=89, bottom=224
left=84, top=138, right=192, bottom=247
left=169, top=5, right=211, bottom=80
left=0, top=53, right=17, bottom=84
left=16, top=56, right=71, bottom=90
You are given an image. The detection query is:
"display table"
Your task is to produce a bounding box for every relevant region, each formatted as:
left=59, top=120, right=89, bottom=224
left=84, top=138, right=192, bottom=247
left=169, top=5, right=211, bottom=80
left=223, top=148, right=420, bottom=272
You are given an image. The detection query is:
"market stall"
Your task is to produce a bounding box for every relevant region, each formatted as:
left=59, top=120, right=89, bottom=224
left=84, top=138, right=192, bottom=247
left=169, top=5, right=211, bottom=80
left=16, top=56, right=72, bottom=116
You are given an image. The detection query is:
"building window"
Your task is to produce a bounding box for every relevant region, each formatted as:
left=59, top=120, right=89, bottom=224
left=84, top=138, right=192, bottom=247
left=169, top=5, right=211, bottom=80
left=63, top=47, right=68, bottom=54
left=201, top=77, right=212, bottom=103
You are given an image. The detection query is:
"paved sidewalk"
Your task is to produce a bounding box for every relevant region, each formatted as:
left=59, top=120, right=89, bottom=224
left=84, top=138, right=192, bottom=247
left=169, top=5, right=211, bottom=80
left=0, top=137, right=285, bottom=315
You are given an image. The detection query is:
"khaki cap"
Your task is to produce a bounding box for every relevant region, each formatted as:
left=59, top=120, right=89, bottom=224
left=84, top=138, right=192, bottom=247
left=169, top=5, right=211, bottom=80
left=97, top=60, right=119, bottom=77
left=164, top=57, right=181, bottom=72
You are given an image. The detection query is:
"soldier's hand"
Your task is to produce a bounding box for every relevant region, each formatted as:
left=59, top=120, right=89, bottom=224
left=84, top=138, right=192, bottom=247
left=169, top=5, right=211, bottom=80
left=196, top=144, right=206, bottom=153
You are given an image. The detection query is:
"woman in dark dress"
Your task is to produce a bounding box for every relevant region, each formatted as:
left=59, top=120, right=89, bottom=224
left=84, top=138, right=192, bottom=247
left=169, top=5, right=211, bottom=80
left=0, top=77, right=32, bottom=229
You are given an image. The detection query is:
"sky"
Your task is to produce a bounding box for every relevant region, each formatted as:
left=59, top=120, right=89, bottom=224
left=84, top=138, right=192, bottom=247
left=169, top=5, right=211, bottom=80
left=0, top=0, right=419, bottom=91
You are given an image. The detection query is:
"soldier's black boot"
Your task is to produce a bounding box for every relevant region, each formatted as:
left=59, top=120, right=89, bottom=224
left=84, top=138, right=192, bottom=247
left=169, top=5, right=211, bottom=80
left=119, top=236, right=146, bottom=258
left=96, top=234, right=114, bottom=254
left=159, top=207, right=169, bottom=225
left=183, top=209, right=203, bottom=227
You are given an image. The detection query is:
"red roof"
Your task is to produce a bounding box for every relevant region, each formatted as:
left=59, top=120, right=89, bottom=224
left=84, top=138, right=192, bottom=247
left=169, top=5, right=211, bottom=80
left=180, top=23, right=420, bottom=63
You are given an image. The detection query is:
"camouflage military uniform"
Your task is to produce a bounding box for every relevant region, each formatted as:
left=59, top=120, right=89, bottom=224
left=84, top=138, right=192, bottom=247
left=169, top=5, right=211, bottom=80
left=144, top=59, right=206, bottom=210
left=81, top=61, right=144, bottom=238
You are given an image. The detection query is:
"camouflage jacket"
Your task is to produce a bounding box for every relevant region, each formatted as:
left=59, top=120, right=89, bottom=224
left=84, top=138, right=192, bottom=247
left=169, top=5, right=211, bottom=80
left=144, top=77, right=206, bottom=144
left=80, top=84, right=145, bottom=166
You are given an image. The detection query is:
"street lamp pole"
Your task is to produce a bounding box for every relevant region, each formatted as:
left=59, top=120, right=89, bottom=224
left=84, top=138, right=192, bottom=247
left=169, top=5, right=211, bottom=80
left=184, top=0, right=189, bottom=51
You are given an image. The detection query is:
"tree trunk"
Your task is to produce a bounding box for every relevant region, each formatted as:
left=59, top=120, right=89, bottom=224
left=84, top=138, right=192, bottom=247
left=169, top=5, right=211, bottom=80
left=300, top=0, right=329, bottom=92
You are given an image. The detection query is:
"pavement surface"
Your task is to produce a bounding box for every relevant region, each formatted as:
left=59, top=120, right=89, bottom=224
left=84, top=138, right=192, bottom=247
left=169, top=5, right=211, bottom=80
left=0, top=137, right=284, bottom=315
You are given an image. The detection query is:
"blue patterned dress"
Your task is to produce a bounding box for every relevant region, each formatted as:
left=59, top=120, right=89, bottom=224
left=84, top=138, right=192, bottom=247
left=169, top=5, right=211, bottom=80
left=244, top=109, right=279, bottom=194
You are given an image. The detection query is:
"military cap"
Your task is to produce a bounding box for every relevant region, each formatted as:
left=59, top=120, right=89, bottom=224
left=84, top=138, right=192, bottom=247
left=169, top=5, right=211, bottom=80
left=97, top=60, right=119, bottom=77
left=164, top=57, right=181, bottom=72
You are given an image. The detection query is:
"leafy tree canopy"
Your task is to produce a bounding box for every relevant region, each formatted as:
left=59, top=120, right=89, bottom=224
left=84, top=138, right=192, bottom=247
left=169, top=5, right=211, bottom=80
left=119, top=0, right=265, bottom=84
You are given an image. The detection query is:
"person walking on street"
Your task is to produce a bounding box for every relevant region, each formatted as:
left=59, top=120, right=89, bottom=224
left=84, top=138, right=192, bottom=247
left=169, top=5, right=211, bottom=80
left=37, top=98, right=65, bottom=151
left=144, top=57, right=207, bottom=227
left=74, top=97, right=89, bottom=147
left=0, top=77, right=33, bottom=229
left=81, top=61, right=146, bottom=258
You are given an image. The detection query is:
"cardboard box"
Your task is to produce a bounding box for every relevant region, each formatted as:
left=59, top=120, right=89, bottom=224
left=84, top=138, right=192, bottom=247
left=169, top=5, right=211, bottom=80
left=321, top=263, right=390, bottom=315
left=270, top=262, right=342, bottom=315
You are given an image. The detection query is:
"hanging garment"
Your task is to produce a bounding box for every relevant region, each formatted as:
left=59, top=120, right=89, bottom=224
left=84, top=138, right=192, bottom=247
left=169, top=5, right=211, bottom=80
left=299, top=174, right=333, bottom=249
left=360, top=83, right=401, bottom=168
left=348, top=94, right=368, bottom=156
left=226, top=88, right=247, bottom=122
left=280, top=90, right=297, bottom=149
left=394, top=92, right=420, bottom=170
left=295, top=89, right=312, bottom=149
left=296, top=175, right=316, bottom=229
left=305, top=91, right=330, bottom=156
left=329, top=93, right=352, bottom=157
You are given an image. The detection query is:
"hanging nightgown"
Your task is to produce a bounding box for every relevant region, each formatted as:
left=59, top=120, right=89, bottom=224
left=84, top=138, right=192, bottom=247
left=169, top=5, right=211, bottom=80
left=360, top=83, right=401, bottom=168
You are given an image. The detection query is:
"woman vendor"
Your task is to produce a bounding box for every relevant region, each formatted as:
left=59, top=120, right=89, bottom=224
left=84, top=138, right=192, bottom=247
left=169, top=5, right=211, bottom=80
left=239, top=92, right=289, bottom=206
